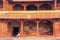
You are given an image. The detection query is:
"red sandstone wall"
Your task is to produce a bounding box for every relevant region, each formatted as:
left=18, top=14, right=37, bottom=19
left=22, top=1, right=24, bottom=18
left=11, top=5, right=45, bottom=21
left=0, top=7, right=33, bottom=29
left=57, top=4, right=60, bottom=10
left=0, top=0, right=60, bottom=37
left=0, top=21, right=11, bottom=37
left=54, top=22, right=60, bottom=37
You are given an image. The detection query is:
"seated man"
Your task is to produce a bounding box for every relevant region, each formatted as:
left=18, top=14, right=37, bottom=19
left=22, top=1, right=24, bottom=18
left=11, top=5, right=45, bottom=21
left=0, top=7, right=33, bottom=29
left=16, top=33, right=20, bottom=37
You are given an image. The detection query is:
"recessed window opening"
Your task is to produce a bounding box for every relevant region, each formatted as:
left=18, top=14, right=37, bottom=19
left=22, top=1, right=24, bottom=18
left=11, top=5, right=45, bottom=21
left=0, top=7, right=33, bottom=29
left=13, top=4, right=24, bottom=11
left=26, top=4, right=37, bottom=10
left=39, top=4, right=52, bottom=10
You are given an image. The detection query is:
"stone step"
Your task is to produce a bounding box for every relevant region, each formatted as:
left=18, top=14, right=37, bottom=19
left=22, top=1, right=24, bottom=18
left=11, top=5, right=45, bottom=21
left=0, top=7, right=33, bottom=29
left=0, top=37, right=60, bottom=40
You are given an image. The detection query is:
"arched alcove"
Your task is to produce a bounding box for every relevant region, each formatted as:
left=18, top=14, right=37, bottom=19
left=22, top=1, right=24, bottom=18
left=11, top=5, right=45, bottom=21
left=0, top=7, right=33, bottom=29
left=26, top=4, right=37, bottom=10
left=39, top=20, right=53, bottom=35
left=13, top=4, right=24, bottom=11
left=39, top=4, right=52, bottom=10
left=23, top=20, right=37, bottom=36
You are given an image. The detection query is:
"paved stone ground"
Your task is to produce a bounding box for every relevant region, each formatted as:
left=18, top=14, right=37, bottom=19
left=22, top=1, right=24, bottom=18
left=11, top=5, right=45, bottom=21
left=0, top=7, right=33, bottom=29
left=0, top=37, right=60, bottom=40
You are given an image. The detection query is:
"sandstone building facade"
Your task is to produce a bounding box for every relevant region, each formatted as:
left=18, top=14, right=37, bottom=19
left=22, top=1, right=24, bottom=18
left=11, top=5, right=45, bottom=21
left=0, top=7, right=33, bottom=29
left=0, top=0, right=60, bottom=37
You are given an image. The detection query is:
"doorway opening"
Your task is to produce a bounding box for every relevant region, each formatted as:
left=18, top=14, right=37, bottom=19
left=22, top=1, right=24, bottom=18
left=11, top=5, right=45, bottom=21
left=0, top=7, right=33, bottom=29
left=13, top=27, right=19, bottom=37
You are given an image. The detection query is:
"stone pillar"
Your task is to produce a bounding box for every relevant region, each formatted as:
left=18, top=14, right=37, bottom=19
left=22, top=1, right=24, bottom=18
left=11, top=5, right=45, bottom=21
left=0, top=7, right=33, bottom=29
left=24, top=5, right=27, bottom=11
left=37, top=20, right=39, bottom=36
left=36, top=4, right=39, bottom=11
left=54, top=0, right=57, bottom=10
left=20, top=20, right=24, bottom=37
